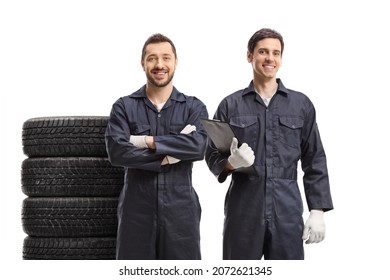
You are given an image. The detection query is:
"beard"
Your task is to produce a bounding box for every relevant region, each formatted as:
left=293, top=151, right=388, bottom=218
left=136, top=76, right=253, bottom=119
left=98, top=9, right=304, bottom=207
left=146, top=70, right=175, bottom=88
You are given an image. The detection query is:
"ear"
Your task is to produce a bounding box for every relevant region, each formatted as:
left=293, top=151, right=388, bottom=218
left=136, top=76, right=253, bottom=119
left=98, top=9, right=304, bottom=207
left=141, top=59, right=145, bottom=71
left=247, top=50, right=253, bottom=63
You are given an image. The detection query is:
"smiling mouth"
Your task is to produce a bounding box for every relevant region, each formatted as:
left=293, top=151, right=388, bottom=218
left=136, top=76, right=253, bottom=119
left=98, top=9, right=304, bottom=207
left=152, top=69, right=167, bottom=75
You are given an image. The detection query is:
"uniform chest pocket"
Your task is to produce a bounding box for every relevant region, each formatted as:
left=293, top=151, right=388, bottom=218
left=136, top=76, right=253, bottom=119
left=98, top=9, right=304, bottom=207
left=229, top=116, right=259, bottom=144
left=169, top=124, right=186, bottom=135
left=129, top=123, right=151, bottom=135
left=278, top=116, right=303, bottom=148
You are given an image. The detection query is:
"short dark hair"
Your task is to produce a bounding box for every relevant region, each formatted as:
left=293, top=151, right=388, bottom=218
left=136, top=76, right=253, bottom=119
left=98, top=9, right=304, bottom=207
left=141, top=33, right=177, bottom=61
left=247, top=28, right=284, bottom=55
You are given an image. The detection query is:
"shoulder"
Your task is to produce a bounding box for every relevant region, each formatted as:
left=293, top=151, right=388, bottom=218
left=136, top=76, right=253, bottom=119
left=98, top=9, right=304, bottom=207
left=286, top=88, right=315, bottom=111
left=286, top=87, right=310, bottom=100
left=279, top=79, right=315, bottom=110
left=218, top=88, right=246, bottom=104
left=110, top=86, right=144, bottom=110
left=174, top=88, right=207, bottom=108
left=216, top=88, right=247, bottom=111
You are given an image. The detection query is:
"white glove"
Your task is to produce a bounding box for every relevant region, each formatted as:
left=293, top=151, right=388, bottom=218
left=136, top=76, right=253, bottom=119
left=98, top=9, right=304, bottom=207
left=180, top=124, right=196, bottom=134
left=129, top=135, right=148, bottom=149
left=165, top=155, right=180, bottom=164
left=165, top=124, right=197, bottom=164
left=302, top=210, right=326, bottom=244
left=228, top=137, right=255, bottom=169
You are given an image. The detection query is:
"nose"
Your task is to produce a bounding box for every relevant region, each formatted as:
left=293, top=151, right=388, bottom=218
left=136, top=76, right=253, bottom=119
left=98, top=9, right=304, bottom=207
left=265, top=54, right=273, bottom=61
left=156, top=58, right=163, bottom=68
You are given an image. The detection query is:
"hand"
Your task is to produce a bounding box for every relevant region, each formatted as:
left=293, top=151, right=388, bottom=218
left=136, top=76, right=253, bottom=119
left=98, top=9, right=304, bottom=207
left=165, top=155, right=180, bottom=164
left=180, top=124, right=196, bottom=134
left=164, top=124, right=197, bottom=165
left=129, top=135, right=148, bottom=149
left=302, top=210, right=326, bottom=244
left=228, top=137, right=255, bottom=169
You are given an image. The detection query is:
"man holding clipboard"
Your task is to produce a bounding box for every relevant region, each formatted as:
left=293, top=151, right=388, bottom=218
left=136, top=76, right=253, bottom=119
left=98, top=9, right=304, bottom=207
left=200, top=119, right=256, bottom=178
left=204, top=28, right=333, bottom=260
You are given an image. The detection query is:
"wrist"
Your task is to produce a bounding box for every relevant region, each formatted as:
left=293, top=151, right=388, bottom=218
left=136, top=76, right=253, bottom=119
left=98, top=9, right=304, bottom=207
left=145, top=136, right=156, bottom=150
left=310, top=209, right=324, bottom=217
left=225, top=159, right=235, bottom=171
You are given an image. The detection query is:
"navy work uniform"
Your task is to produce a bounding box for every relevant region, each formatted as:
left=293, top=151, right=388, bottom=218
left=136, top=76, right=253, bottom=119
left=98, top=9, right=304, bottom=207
left=206, top=79, right=333, bottom=260
left=105, top=86, right=208, bottom=260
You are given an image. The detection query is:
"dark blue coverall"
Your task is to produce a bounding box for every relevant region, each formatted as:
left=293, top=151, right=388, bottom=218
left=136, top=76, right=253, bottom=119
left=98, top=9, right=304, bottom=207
left=105, top=86, right=208, bottom=260
left=206, top=79, right=333, bottom=260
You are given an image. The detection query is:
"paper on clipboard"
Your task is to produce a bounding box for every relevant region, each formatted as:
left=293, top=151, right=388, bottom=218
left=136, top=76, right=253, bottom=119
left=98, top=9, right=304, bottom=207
left=200, top=118, right=257, bottom=175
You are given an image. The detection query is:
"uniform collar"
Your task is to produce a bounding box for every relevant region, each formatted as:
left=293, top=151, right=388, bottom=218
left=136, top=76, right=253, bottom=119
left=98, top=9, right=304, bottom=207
left=130, top=85, right=186, bottom=102
left=242, top=78, right=289, bottom=97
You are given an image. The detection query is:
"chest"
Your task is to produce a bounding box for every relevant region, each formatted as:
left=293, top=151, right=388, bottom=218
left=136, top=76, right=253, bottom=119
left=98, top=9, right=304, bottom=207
left=226, top=95, right=306, bottom=148
left=123, top=100, right=190, bottom=136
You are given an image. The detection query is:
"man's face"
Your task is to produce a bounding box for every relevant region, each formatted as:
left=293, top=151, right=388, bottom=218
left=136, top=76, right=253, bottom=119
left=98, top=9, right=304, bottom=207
left=142, top=42, right=177, bottom=88
left=247, top=38, right=282, bottom=80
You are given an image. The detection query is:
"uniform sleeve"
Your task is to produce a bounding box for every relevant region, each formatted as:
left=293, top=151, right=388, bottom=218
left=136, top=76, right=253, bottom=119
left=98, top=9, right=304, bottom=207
left=153, top=98, right=209, bottom=162
left=205, top=100, right=231, bottom=183
left=301, top=104, right=334, bottom=211
left=105, top=98, right=164, bottom=172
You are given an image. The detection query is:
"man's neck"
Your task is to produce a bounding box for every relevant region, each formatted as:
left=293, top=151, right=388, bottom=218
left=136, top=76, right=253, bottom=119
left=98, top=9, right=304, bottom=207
left=253, top=78, right=278, bottom=99
left=145, top=83, right=173, bottom=104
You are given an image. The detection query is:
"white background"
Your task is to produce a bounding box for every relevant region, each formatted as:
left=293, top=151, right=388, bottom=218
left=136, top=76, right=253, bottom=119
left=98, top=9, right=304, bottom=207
left=1, top=0, right=389, bottom=279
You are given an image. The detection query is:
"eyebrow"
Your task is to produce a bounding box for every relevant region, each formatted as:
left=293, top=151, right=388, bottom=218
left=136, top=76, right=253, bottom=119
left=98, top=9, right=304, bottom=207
left=146, top=53, right=173, bottom=58
left=258, top=48, right=281, bottom=53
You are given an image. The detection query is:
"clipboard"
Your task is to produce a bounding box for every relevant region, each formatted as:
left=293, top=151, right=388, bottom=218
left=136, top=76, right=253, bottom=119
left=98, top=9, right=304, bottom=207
left=200, top=118, right=257, bottom=175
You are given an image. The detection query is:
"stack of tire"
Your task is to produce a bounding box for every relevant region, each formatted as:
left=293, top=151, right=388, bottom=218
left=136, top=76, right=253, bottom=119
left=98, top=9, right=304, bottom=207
left=21, top=116, right=123, bottom=259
